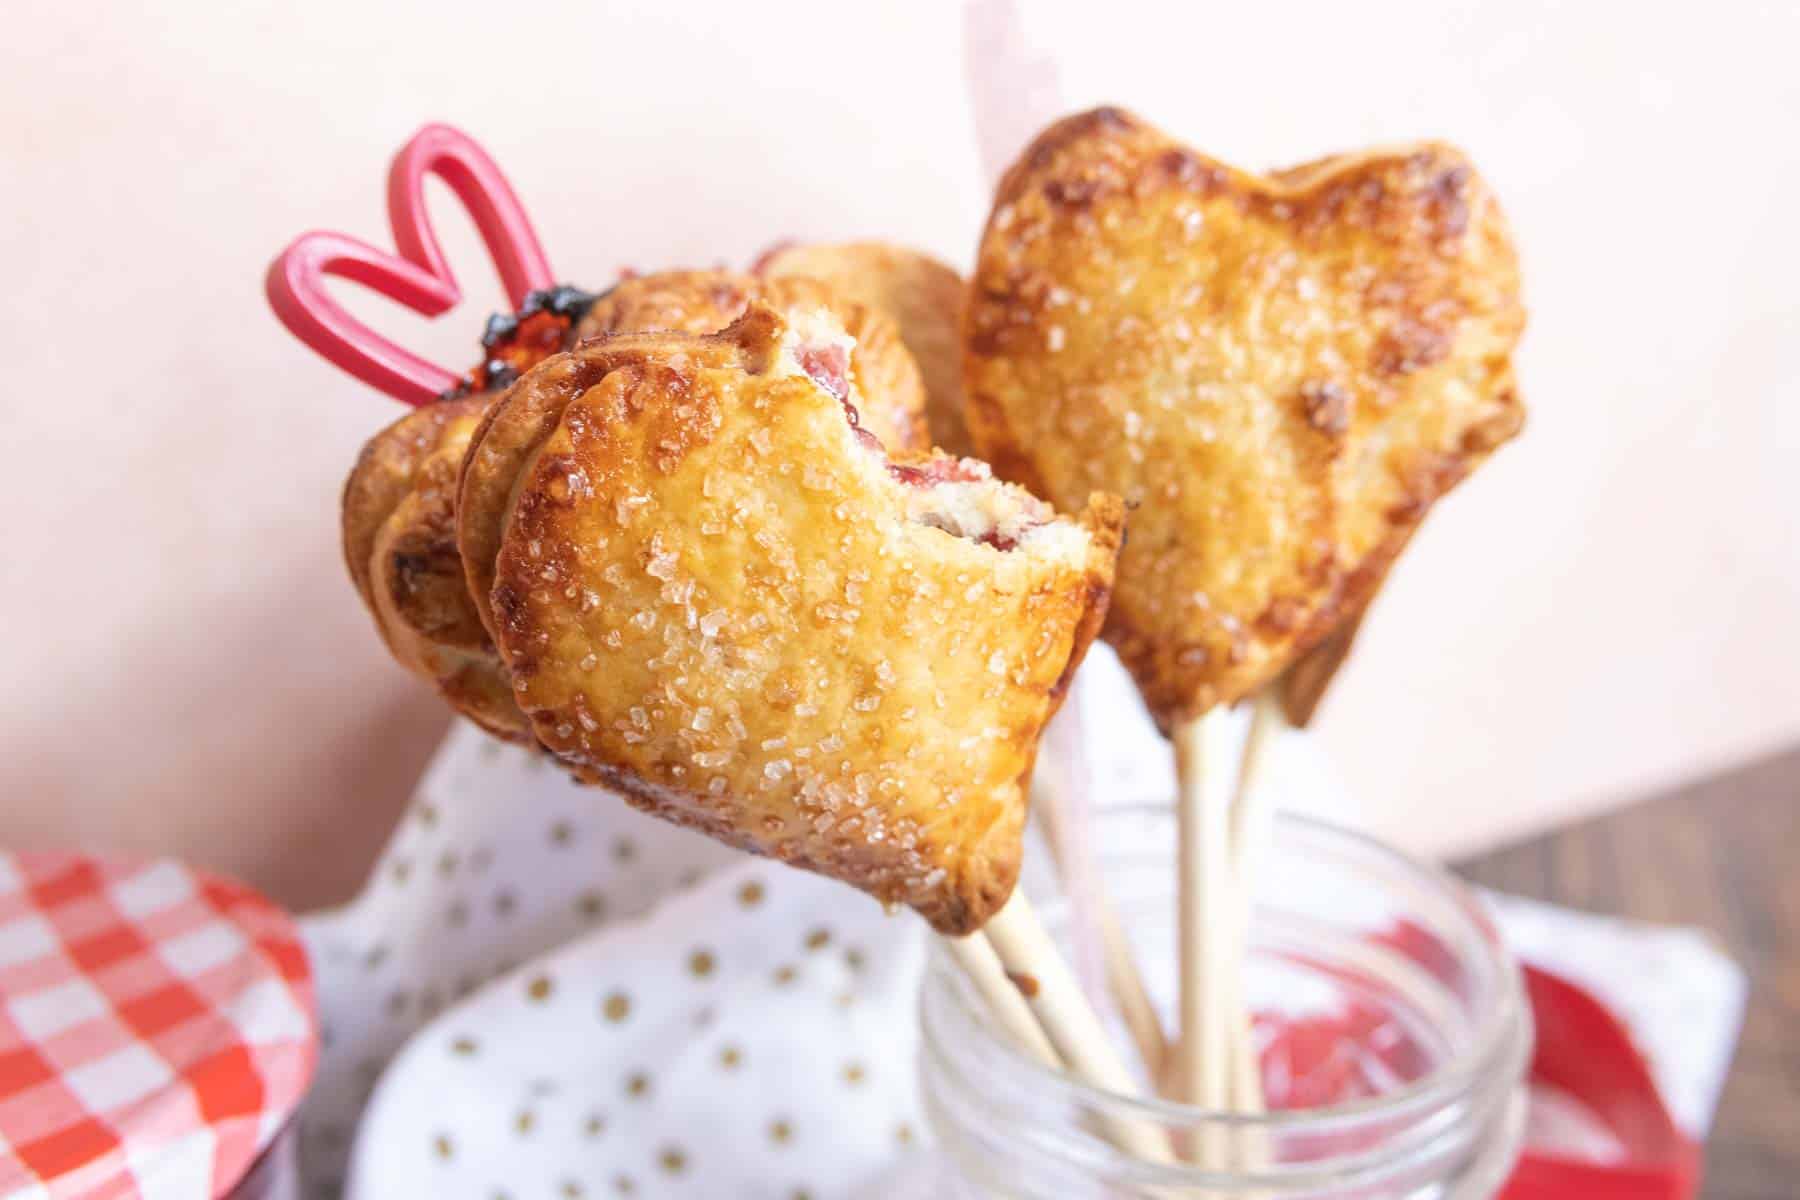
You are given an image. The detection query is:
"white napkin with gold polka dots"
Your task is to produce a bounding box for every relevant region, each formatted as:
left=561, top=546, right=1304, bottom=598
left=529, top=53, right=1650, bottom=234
left=296, top=726, right=928, bottom=1200
left=345, top=858, right=925, bottom=1200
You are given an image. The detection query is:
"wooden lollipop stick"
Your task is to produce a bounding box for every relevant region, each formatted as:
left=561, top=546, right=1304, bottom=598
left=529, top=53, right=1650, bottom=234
left=1226, top=688, right=1287, bottom=1114
left=1033, top=768, right=1169, bottom=1073
left=982, top=890, right=1177, bottom=1164
left=1224, top=688, right=1295, bottom=1180
left=940, top=932, right=1060, bottom=1068
left=1033, top=698, right=1110, bottom=1009
left=1172, top=707, right=1234, bottom=1164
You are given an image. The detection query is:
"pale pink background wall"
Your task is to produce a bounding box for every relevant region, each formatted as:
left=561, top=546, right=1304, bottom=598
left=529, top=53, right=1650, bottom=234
left=3, top=1, right=1796, bottom=911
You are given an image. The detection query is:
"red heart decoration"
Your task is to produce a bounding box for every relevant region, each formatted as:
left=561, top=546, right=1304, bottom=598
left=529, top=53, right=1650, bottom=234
left=264, top=123, right=555, bottom=406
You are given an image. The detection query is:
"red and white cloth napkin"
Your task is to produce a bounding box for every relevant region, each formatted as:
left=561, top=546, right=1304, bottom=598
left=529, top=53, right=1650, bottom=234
left=0, top=853, right=316, bottom=1200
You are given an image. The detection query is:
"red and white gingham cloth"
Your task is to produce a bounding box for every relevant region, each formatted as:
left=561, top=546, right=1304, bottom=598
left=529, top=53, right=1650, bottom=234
left=0, top=853, right=316, bottom=1200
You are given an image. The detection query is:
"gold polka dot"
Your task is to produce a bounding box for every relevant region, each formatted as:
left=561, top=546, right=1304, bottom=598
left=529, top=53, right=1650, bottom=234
left=550, top=820, right=574, bottom=847
left=737, top=880, right=765, bottom=907
left=625, top=1072, right=650, bottom=1098
left=450, top=1036, right=478, bottom=1056
left=364, top=945, right=389, bottom=971
left=768, top=1119, right=793, bottom=1145
left=678, top=868, right=702, bottom=888
left=804, top=927, right=832, bottom=951
left=613, top=1176, right=635, bottom=1196
left=577, top=890, right=606, bottom=920
left=390, top=859, right=412, bottom=884
left=658, top=1146, right=688, bottom=1174
left=447, top=900, right=469, bottom=927
left=719, top=1045, right=743, bottom=1070
left=612, top=838, right=636, bottom=863
left=773, top=965, right=798, bottom=986
left=842, top=1062, right=867, bottom=1086
left=844, top=947, right=866, bottom=972
left=493, top=890, right=517, bottom=918
left=790, top=1189, right=813, bottom=1200
left=602, top=992, right=631, bottom=1022
left=432, top=1132, right=453, bottom=1159
left=438, top=850, right=459, bottom=877
left=560, top=1181, right=584, bottom=1198
left=492, top=1191, right=512, bottom=1200
left=895, top=1122, right=915, bottom=1146
left=688, top=949, right=716, bottom=978
left=515, top=1109, right=535, bottom=1135
left=419, top=804, right=440, bottom=828
left=527, top=975, right=555, bottom=1002
left=835, top=991, right=855, bottom=1009
left=584, top=1113, right=606, bottom=1138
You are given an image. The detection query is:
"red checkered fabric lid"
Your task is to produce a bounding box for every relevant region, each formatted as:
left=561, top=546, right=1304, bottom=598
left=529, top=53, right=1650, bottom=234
left=0, top=852, right=315, bottom=1199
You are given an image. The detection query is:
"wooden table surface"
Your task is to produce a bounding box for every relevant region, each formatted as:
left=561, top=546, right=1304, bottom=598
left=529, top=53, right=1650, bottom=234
left=1457, top=743, right=1799, bottom=1199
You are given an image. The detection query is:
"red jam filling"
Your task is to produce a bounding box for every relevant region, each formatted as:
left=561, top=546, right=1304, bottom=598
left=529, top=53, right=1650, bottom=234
left=885, top=458, right=986, bottom=487
left=474, top=309, right=569, bottom=386
left=794, top=343, right=849, bottom=403
left=447, top=286, right=601, bottom=399
left=809, top=360, right=1035, bottom=553
left=888, top=458, right=1032, bottom=550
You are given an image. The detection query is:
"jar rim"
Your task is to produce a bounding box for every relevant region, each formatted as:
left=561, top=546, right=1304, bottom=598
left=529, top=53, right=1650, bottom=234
left=925, top=807, right=1530, bottom=1133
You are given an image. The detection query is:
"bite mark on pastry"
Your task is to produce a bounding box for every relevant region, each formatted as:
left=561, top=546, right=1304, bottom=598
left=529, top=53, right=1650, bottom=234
left=460, top=303, right=1124, bottom=933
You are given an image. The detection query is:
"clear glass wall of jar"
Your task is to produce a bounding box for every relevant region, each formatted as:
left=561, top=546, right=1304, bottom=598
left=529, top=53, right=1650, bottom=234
left=917, top=807, right=1533, bottom=1198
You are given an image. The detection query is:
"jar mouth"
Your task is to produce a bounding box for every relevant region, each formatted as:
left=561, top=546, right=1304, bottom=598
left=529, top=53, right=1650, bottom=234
left=923, top=808, right=1530, bottom=1135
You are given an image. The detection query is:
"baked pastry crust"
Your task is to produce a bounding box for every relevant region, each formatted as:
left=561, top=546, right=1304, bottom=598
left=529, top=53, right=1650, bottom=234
left=342, top=393, right=533, bottom=741
left=576, top=269, right=928, bottom=452
left=458, top=303, right=1122, bottom=933
left=343, top=269, right=931, bottom=737
left=757, top=242, right=973, bottom=457
left=965, top=107, right=1525, bottom=730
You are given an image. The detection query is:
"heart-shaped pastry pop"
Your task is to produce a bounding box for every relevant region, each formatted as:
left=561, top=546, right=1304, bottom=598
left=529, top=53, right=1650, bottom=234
left=456, top=302, right=1123, bottom=933
left=965, top=107, right=1525, bottom=728
left=343, top=270, right=931, bottom=739
left=452, top=268, right=931, bottom=639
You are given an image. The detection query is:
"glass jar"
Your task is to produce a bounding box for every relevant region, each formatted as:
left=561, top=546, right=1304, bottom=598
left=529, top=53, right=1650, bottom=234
left=917, top=806, right=1532, bottom=1198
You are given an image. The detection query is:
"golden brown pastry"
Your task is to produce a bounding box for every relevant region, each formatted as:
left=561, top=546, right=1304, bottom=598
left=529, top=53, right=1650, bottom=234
left=344, top=272, right=932, bottom=738
left=344, top=394, right=532, bottom=740
left=341, top=287, right=603, bottom=741
left=965, top=107, right=1525, bottom=730
left=575, top=269, right=929, bottom=452
left=756, top=242, right=974, bottom=457
left=457, top=302, right=1123, bottom=933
